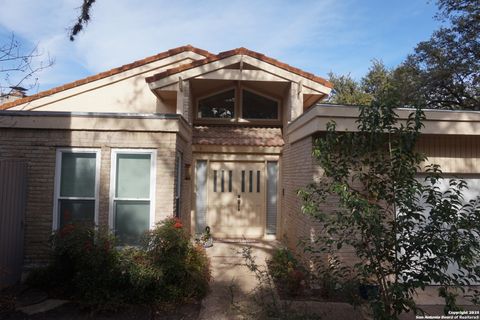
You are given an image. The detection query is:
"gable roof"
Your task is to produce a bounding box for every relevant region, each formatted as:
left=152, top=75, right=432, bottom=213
left=0, top=45, right=214, bottom=111
left=0, top=46, right=332, bottom=111
left=146, top=47, right=333, bottom=89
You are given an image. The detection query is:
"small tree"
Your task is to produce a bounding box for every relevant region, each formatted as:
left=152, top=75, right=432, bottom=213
left=299, top=103, right=480, bottom=319
left=0, top=33, right=53, bottom=97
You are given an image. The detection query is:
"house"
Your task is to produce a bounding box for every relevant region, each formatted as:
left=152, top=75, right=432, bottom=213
left=0, top=45, right=479, bottom=273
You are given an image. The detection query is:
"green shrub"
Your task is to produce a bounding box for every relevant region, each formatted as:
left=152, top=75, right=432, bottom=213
left=144, top=218, right=211, bottom=301
left=26, top=218, right=210, bottom=310
left=267, top=248, right=307, bottom=297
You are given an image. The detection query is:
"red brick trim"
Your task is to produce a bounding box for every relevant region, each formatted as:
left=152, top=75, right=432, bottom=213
left=0, top=45, right=214, bottom=110
left=146, top=47, right=333, bottom=89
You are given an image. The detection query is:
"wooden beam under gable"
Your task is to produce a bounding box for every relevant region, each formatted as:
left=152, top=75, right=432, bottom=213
left=148, top=55, right=242, bottom=90
left=194, top=69, right=288, bottom=82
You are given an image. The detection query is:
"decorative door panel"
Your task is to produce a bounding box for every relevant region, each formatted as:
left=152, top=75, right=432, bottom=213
left=207, top=161, right=265, bottom=238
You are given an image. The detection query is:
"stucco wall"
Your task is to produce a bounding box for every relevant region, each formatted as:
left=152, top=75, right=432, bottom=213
left=0, top=128, right=180, bottom=266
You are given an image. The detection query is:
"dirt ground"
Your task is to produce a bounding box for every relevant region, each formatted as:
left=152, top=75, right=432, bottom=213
left=0, top=299, right=201, bottom=320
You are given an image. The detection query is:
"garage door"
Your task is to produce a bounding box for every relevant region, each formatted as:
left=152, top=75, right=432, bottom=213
left=207, top=161, right=265, bottom=238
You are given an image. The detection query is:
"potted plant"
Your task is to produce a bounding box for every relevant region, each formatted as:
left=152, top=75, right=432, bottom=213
left=201, top=226, right=213, bottom=248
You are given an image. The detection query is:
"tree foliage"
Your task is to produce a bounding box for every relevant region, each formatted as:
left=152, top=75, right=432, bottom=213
left=299, top=103, right=480, bottom=319
left=328, top=0, right=479, bottom=110
left=327, top=72, right=373, bottom=106
left=327, top=60, right=396, bottom=106
left=69, top=0, right=96, bottom=41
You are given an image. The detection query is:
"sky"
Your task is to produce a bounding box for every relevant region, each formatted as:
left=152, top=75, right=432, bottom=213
left=0, top=0, right=441, bottom=94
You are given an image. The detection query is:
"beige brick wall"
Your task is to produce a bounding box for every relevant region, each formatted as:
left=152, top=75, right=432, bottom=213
left=0, top=128, right=181, bottom=266
left=282, top=135, right=318, bottom=250
left=175, top=134, right=193, bottom=233
left=282, top=135, right=357, bottom=267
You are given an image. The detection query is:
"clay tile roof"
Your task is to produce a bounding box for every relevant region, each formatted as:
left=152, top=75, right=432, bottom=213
left=0, top=45, right=215, bottom=111
left=146, top=47, right=333, bottom=89
left=193, top=126, right=284, bottom=147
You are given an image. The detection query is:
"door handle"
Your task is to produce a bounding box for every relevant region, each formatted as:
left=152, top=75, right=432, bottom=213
left=237, top=195, right=241, bottom=211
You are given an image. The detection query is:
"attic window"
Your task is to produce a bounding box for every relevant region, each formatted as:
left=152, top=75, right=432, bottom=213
left=198, top=89, right=235, bottom=119
left=242, top=90, right=278, bottom=119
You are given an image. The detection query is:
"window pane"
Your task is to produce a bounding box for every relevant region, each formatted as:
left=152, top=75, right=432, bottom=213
left=115, top=201, right=150, bottom=246
left=198, top=89, right=235, bottom=118
left=221, top=170, right=225, bottom=192
left=59, top=199, right=95, bottom=228
left=60, top=153, right=96, bottom=197
left=242, top=90, right=278, bottom=119
left=228, top=170, right=233, bottom=192
left=116, top=154, right=151, bottom=198
left=257, top=170, right=261, bottom=193
left=241, top=170, right=245, bottom=193
left=249, top=170, right=253, bottom=193
left=213, top=170, right=218, bottom=192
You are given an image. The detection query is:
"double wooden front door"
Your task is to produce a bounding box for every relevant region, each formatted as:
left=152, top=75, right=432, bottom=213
left=207, top=161, right=265, bottom=238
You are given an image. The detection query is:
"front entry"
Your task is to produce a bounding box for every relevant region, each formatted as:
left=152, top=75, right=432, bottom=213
left=207, top=161, right=265, bottom=238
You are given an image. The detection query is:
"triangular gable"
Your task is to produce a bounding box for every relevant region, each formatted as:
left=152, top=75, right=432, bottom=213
left=146, top=47, right=333, bottom=95
left=0, top=45, right=213, bottom=111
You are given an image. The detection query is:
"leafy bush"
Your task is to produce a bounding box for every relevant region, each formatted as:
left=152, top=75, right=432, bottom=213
left=144, top=218, right=211, bottom=301
left=267, top=248, right=307, bottom=297
left=314, top=255, right=361, bottom=305
left=26, top=218, right=210, bottom=311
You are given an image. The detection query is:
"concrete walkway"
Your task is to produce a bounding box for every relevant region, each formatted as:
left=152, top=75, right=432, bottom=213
left=196, top=240, right=366, bottom=320
left=198, top=240, right=279, bottom=320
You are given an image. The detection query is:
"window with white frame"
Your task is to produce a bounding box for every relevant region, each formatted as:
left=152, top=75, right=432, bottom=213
left=110, top=150, right=156, bottom=246
left=53, top=149, right=100, bottom=230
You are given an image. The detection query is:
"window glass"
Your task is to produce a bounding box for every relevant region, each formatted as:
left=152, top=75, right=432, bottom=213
left=56, top=151, right=98, bottom=229
left=249, top=170, right=253, bottom=193
left=116, top=154, right=151, bottom=198
left=60, top=153, right=96, bottom=197
left=257, top=170, right=261, bottom=193
left=115, top=201, right=150, bottom=246
left=213, top=170, right=217, bottom=192
left=241, top=170, right=245, bottom=193
left=113, top=151, right=154, bottom=246
left=221, top=170, right=225, bottom=192
left=242, top=90, right=278, bottom=119
left=198, top=89, right=235, bottom=118
left=59, top=199, right=95, bottom=228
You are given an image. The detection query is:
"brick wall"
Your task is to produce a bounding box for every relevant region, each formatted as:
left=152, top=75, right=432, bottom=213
left=282, top=134, right=357, bottom=267
left=175, top=134, right=193, bottom=233
left=282, top=136, right=317, bottom=249
left=0, top=128, right=181, bottom=266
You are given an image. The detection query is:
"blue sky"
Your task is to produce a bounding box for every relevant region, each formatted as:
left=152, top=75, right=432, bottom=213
left=0, top=0, right=440, bottom=94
